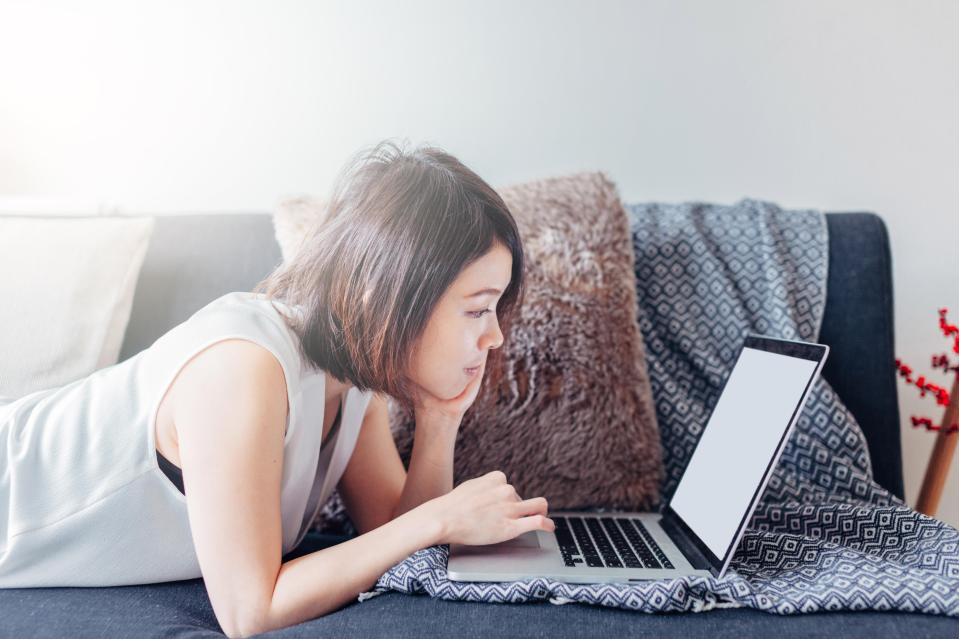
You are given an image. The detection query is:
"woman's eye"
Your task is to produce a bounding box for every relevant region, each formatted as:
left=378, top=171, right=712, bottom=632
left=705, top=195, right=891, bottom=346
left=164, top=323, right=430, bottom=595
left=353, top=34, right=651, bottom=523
left=467, top=308, right=492, bottom=318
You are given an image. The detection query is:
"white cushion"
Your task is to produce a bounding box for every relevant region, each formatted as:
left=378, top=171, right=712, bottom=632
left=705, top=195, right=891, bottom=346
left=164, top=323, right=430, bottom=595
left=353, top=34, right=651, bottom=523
left=272, top=195, right=330, bottom=262
left=0, top=215, right=155, bottom=399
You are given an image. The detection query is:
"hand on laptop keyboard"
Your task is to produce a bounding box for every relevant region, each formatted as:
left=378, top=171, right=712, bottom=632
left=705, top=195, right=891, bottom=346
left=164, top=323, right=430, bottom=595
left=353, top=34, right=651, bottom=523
left=419, top=470, right=556, bottom=546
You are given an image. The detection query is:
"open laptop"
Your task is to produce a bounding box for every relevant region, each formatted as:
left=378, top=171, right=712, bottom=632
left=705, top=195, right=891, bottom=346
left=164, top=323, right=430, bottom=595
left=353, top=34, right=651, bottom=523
left=448, top=335, right=829, bottom=582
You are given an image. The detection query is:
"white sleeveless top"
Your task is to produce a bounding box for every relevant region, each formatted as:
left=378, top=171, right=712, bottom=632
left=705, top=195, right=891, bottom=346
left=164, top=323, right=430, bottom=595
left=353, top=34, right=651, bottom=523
left=0, top=291, right=373, bottom=587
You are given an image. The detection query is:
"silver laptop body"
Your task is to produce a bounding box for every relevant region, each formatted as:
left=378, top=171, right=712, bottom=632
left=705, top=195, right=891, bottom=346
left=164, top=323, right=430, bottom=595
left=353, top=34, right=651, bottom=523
left=448, top=335, right=829, bottom=583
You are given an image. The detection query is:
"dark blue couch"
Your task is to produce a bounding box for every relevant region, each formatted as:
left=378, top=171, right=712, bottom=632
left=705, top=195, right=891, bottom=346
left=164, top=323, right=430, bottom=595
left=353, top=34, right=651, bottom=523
left=3, top=210, right=955, bottom=638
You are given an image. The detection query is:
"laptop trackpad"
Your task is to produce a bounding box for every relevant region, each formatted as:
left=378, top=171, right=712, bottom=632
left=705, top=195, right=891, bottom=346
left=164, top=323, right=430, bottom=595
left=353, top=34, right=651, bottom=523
left=452, top=530, right=542, bottom=556
left=497, top=531, right=541, bottom=548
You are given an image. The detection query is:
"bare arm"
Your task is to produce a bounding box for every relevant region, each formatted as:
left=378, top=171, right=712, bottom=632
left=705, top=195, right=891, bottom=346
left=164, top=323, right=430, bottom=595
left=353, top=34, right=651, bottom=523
left=338, top=394, right=459, bottom=534
left=260, top=471, right=552, bottom=637
left=171, top=339, right=292, bottom=638
left=262, top=506, right=441, bottom=634
left=391, top=414, right=458, bottom=518
left=172, top=340, right=551, bottom=638
left=340, top=363, right=491, bottom=527
left=171, top=341, right=449, bottom=637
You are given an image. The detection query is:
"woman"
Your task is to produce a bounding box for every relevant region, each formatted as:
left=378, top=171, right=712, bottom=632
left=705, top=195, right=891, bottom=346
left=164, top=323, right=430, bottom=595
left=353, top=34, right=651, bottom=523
left=0, top=140, right=556, bottom=637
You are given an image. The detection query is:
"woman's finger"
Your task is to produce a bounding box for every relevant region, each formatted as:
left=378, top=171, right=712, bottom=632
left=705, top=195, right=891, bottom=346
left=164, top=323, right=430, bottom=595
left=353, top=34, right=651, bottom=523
left=512, top=514, right=555, bottom=536
left=511, top=496, right=548, bottom=516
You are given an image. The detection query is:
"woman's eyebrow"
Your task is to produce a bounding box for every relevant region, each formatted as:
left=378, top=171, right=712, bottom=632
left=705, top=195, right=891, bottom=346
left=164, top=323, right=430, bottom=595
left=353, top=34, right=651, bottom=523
left=464, top=287, right=502, bottom=299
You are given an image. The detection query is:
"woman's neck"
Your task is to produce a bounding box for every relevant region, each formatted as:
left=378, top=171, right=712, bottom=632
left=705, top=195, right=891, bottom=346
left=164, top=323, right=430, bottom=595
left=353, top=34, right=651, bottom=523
left=325, top=373, right=351, bottom=404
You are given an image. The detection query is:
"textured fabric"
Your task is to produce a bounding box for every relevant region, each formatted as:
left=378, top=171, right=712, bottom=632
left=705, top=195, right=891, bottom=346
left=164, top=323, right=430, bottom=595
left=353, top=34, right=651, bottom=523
left=364, top=198, right=959, bottom=617
left=0, top=215, right=154, bottom=398
left=4, top=532, right=957, bottom=639
left=288, top=172, right=663, bottom=535
left=0, top=291, right=371, bottom=587
left=391, top=172, right=662, bottom=505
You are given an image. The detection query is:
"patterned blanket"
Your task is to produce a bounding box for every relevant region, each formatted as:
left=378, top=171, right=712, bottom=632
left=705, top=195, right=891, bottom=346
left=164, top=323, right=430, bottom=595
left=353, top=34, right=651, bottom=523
left=361, top=198, right=959, bottom=616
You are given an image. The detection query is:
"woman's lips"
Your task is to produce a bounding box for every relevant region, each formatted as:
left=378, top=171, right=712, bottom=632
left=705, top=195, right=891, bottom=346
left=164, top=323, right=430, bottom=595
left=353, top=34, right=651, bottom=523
left=464, top=365, right=481, bottom=376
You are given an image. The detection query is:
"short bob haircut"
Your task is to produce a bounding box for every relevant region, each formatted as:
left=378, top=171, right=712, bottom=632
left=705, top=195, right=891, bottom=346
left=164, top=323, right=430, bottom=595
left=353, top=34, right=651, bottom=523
left=253, top=139, right=525, bottom=412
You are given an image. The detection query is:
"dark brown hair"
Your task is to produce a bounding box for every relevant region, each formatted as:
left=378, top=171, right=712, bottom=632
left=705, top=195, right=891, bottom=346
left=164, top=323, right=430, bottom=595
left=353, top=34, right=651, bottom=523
left=254, top=139, right=525, bottom=411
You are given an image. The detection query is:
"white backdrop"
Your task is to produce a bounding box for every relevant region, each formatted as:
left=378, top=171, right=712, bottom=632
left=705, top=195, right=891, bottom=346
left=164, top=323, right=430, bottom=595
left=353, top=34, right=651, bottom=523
left=1, top=0, right=957, bottom=525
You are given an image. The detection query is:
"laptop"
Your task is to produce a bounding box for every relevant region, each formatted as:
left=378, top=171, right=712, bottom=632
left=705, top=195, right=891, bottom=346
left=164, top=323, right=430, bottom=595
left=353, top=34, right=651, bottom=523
left=448, top=334, right=829, bottom=582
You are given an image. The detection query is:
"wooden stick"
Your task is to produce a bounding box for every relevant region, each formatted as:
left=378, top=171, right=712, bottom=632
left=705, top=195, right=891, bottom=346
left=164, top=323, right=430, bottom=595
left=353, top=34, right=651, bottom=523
left=916, top=374, right=959, bottom=516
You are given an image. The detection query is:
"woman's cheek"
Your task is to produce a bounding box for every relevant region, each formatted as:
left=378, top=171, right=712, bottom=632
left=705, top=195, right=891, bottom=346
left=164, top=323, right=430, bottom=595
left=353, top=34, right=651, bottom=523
left=431, top=372, right=461, bottom=401
left=435, top=344, right=463, bottom=394
left=422, top=313, right=472, bottom=397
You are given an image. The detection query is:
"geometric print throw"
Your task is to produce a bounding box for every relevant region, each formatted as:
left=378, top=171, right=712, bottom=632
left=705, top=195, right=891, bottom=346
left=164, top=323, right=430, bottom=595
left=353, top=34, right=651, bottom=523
left=362, top=198, right=959, bottom=617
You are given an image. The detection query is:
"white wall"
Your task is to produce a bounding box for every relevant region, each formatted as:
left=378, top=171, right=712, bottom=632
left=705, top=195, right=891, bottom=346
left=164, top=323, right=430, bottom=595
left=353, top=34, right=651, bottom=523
left=2, top=0, right=957, bottom=525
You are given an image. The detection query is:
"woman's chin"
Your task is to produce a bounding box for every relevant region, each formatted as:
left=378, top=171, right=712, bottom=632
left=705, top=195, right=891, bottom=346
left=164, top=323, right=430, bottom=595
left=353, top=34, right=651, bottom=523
left=444, top=380, right=472, bottom=400
left=423, top=371, right=476, bottom=401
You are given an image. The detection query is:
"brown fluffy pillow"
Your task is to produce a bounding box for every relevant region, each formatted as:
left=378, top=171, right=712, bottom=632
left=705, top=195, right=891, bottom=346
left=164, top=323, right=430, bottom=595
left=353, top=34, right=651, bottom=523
left=272, top=171, right=663, bottom=534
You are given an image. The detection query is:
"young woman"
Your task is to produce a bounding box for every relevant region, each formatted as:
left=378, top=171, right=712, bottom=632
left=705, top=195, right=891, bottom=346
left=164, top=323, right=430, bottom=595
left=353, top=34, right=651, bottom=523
left=0, top=140, right=556, bottom=637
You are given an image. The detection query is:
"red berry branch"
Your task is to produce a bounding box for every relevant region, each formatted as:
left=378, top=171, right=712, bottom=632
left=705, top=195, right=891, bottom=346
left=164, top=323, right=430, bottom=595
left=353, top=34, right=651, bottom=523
left=895, top=308, right=959, bottom=435
left=940, top=307, right=959, bottom=354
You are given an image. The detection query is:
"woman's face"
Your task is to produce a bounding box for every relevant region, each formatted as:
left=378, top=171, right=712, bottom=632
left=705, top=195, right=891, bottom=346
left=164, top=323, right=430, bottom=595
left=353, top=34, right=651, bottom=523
left=409, top=240, right=513, bottom=401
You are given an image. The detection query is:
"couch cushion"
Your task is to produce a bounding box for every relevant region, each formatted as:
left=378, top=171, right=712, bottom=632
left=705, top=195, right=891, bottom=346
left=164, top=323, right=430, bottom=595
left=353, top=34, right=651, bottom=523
left=271, top=172, right=664, bottom=533
left=118, top=211, right=903, bottom=500
left=392, top=172, right=664, bottom=510
left=1, top=532, right=955, bottom=638
left=118, top=213, right=283, bottom=362
left=0, top=215, right=154, bottom=399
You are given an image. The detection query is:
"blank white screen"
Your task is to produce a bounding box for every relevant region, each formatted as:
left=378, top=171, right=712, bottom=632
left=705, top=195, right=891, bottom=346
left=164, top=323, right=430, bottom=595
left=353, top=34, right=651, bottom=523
left=670, top=347, right=818, bottom=559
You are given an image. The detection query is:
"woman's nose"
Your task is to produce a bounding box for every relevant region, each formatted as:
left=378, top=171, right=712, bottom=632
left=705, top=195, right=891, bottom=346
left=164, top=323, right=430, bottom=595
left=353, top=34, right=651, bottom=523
left=483, top=320, right=504, bottom=350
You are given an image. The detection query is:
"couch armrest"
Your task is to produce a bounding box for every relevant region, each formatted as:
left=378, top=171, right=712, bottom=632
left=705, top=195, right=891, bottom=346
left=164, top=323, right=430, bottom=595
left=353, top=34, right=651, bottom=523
left=820, top=212, right=903, bottom=499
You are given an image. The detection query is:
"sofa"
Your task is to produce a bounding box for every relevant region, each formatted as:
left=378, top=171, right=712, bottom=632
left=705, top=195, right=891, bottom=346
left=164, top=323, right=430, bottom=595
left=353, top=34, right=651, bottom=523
left=2, top=210, right=956, bottom=638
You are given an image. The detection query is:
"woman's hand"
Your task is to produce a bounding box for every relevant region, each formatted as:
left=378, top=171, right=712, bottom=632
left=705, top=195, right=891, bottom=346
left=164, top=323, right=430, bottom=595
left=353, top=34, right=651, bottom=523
left=419, top=470, right=555, bottom=546
left=411, top=361, right=487, bottom=427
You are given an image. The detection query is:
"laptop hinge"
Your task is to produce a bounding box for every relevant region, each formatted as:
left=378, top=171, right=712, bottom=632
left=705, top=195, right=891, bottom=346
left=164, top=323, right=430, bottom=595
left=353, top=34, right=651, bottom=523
left=660, top=513, right=712, bottom=572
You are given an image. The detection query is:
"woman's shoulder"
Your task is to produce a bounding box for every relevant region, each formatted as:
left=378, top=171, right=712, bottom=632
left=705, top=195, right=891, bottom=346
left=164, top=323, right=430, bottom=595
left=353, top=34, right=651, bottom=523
left=170, top=292, right=303, bottom=362
left=168, top=336, right=290, bottom=417
left=140, top=291, right=307, bottom=401
left=198, top=291, right=299, bottom=325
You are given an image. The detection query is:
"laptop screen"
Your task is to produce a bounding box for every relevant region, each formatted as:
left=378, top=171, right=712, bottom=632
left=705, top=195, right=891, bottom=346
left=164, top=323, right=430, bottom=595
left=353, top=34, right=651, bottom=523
left=668, top=336, right=826, bottom=571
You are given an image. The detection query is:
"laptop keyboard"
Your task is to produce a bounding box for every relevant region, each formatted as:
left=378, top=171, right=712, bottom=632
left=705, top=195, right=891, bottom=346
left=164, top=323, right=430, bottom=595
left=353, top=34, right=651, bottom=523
left=552, top=516, right=674, bottom=570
